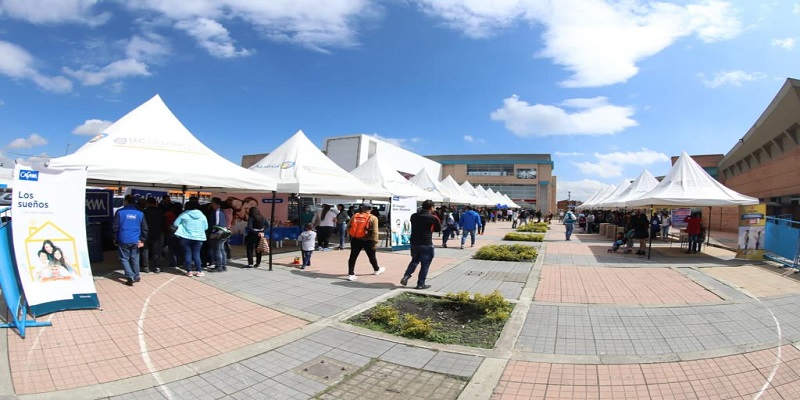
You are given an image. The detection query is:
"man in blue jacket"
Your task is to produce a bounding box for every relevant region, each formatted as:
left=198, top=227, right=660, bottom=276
left=113, top=195, right=148, bottom=286
left=459, top=205, right=482, bottom=249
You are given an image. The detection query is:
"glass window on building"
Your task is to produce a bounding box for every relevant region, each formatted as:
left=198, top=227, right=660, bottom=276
left=515, top=168, right=537, bottom=179
left=466, top=164, right=514, bottom=176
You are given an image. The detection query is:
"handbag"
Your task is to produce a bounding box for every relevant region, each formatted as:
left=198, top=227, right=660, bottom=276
left=256, top=234, right=270, bottom=254
left=210, top=225, right=232, bottom=240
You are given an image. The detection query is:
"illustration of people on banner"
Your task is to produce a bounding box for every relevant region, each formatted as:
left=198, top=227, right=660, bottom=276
left=11, top=164, right=100, bottom=316
left=736, top=204, right=766, bottom=260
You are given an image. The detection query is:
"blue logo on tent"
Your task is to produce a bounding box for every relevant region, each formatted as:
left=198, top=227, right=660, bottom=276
left=19, top=170, right=39, bottom=181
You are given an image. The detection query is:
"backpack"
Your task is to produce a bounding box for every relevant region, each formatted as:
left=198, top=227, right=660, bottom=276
left=348, top=213, right=371, bottom=239
left=565, top=213, right=575, bottom=223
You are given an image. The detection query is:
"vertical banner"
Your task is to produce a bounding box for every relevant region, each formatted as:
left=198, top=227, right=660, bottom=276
left=12, top=164, right=100, bottom=316
left=736, top=204, right=766, bottom=260
left=671, top=208, right=691, bottom=229
left=390, top=195, right=416, bottom=251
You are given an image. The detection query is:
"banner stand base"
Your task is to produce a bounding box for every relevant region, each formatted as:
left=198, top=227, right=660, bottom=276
left=1, top=320, right=53, bottom=339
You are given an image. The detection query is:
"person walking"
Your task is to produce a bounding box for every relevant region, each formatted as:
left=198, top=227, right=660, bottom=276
left=563, top=209, right=577, bottom=241
left=172, top=202, right=208, bottom=276
left=401, top=200, right=441, bottom=290
left=441, top=207, right=456, bottom=248
left=346, top=202, right=384, bottom=281
left=458, top=206, right=482, bottom=249
left=335, top=203, right=350, bottom=250
left=245, top=207, right=267, bottom=268
left=113, top=195, right=148, bottom=286
left=298, top=223, right=317, bottom=269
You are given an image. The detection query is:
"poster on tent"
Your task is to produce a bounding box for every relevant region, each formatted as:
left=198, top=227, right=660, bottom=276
left=11, top=164, right=100, bottom=317
left=390, top=195, right=415, bottom=251
left=736, top=204, right=766, bottom=260
left=671, top=208, right=691, bottom=229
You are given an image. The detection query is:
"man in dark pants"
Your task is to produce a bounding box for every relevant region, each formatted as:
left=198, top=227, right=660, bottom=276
left=346, top=202, right=384, bottom=281
left=142, top=197, right=164, bottom=273
left=401, top=200, right=441, bottom=290
left=206, top=197, right=228, bottom=271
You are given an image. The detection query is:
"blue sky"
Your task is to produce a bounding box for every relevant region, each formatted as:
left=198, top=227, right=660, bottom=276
left=1, top=0, right=798, bottom=202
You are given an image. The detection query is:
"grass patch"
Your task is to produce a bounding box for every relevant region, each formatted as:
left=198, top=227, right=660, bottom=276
left=346, top=291, right=513, bottom=349
left=503, top=232, right=544, bottom=242
left=473, top=244, right=537, bottom=262
left=516, top=223, right=549, bottom=233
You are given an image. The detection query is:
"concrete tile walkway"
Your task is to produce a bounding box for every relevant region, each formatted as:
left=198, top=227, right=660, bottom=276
left=3, top=220, right=800, bottom=399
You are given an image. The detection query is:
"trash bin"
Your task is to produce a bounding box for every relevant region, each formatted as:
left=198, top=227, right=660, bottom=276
left=86, top=222, right=103, bottom=262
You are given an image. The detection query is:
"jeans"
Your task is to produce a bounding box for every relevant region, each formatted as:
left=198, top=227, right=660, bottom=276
left=348, top=239, right=380, bottom=275
left=661, top=225, right=670, bottom=239
left=209, top=237, right=226, bottom=267
left=460, top=229, right=477, bottom=247
left=180, top=237, right=204, bottom=272
left=118, top=243, right=140, bottom=280
left=166, top=233, right=182, bottom=268
left=688, top=233, right=699, bottom=252
left=441, top=226, right=451, bottom=247
left=338, top=222, right=347, bottom=248
left=512, top=219, right=518, bottom=229
left=302, top=250, right=313, bottom=267
left=246, top=232, right=262, bottom=266
left=141, top=236, right=163, bottom=271
left=404, top=244, right=435, bottom=287
left=565, top=223, right=574, bottom=240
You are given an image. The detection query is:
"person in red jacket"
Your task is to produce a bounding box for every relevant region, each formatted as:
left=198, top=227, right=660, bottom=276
left=684, top=212, right=702, bottom=253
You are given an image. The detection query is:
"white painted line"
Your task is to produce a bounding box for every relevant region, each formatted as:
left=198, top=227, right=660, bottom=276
left=138, top=277, right=178, bottom=400
left=23, top=314, right=54, bottom=382
left=733, top=287, right=782, bottom=400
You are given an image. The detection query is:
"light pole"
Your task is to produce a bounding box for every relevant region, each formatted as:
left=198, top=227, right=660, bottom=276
left=567, top=191, right=571, bottom=210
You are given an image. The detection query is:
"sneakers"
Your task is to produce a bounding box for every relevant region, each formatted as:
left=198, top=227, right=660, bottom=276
left=133, top=276, right=141, bottom=283
left=245, top=264, right=253, bottom=268
left=151, top=267, right=160, bottom=273
left=374, top=267, right=385, bottom=275
left=125, top=278, right=134, bottom=286
left=347, top=275, right=357, bottom=281
left=195, top=272, right=205, bottom=277
left=460, top=245, right=464, bottom=249
left=400, top=276, right=409, bottom=286
left=186, top=271, right=194, bottom=277
left=415, top=284, right=431, bottom=290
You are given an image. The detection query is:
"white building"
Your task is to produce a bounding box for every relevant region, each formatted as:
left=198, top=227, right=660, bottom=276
left=323, top=134, right=442, bottom=179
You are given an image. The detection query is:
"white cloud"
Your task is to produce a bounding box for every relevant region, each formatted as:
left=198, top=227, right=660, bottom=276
left=556, top=179, right=612, bottom=202
left=0, top=0, right=110, bottom=26
left=555, top=151, right=584, bottom=156
left=0, top=40, right=73, bottom=92
left=123, top=0, right=378, bottom=54
left=700, top=70, right=767, bottom=88
left=572, top=148, right=668, bottom=178
left=72, top=119, right=113, bottom=135
left=126, top=33, right=171, bottom=62
left=771, top=37, right=795, bottom=50
left=7, top=133, right=47, bottom=149
left=175, top=18, right=252, bottom=58
left=491, top=95, right=637, bottom=137
left=464, top=135, right=485, bottom=143
left=63, top=58, right=150, bottom=86
left=795, top=3, right=800, bottom=15
left=416, top=0, right=741, bottom=87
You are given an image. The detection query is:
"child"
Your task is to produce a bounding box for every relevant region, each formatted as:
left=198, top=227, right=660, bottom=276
left=609, top=232, right=625, bottom=253
left=298, top=223, right=317, bottom=269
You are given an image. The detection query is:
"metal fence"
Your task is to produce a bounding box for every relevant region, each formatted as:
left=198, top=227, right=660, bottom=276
left=765, top=216, right=800, bottom=269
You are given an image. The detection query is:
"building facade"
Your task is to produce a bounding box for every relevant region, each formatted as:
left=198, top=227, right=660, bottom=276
left=718, top=78, right=800, bottom=221
left=424, top=154, right=556, bottom=212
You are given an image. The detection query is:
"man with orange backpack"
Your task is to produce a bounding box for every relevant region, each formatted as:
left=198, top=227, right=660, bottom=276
left=346, top=202, right=384, bottom=281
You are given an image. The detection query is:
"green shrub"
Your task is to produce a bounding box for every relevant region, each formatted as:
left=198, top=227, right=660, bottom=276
left=474, top=244, right=537, bottom=262
left=370, top=304, right=399, bottom=326
left=503, top=232, right=544, bottom=242
left=516, top=224, right=548, bottom=233
left=473, top=290, right=513, bottom=314
left=444, top=291, right=471, bottom=304
left=485, top=309, right=511, bottom=322
left=399, top=314, right=433, bottom=338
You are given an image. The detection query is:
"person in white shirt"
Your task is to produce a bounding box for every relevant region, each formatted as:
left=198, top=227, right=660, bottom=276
left=313, top=204, right=338, bottom=250
left=298, top=223, right=317, bottom=269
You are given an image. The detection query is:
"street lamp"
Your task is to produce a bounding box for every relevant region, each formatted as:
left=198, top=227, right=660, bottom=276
left=567, top=191, right=571, bottom=209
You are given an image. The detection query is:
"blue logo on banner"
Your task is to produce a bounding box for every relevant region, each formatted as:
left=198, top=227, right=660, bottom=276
left=19, top=170, right=39, bottom=181
left=392, top=196, right=400, bottom=201
left=86, top=190, right=114, bottom=219
left=261, top=198, right=284, bottom=203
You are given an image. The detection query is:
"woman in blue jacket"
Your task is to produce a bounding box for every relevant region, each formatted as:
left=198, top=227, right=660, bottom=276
left=173, top=202, right=208, bottom=276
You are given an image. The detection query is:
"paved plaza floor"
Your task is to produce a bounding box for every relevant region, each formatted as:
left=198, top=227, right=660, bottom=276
left=2, top=221, right=800, bottom=399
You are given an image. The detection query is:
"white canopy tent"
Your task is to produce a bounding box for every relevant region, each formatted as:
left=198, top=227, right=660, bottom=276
left=502, top=194, right=521, bottom=208
left=473, top=185, right=497, bottom=206
left=603, top=170, right=660, bottom=208
left=460, top=180, right=493, bottom=206
left=578, top=186, right=612, bottom=210
left=439, top=176, right=476, bottom=204
left=627, top=151, right=759, bottom=207
left=408, top=168, right=452, bottom=203
left=586, top=179, right=631, bottom=209
left=350, top=155, right=442, bottom=202
left=248, top=130, right=390, bottom=199
left=49, top=95, right=278, bottom=192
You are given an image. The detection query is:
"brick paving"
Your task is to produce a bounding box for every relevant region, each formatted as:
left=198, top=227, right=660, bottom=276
left=3, top=221, right=800, bottom=399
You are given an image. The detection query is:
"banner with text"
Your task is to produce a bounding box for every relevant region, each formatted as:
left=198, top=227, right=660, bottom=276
left=12, top=164, right=100, bottom=316
left=736, top=204, right=766, bottom=260
left=390, top=196, right=416, bottom=251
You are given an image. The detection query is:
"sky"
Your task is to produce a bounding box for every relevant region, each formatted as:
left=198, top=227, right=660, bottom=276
left=1, top=0, right=799, bottom=202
